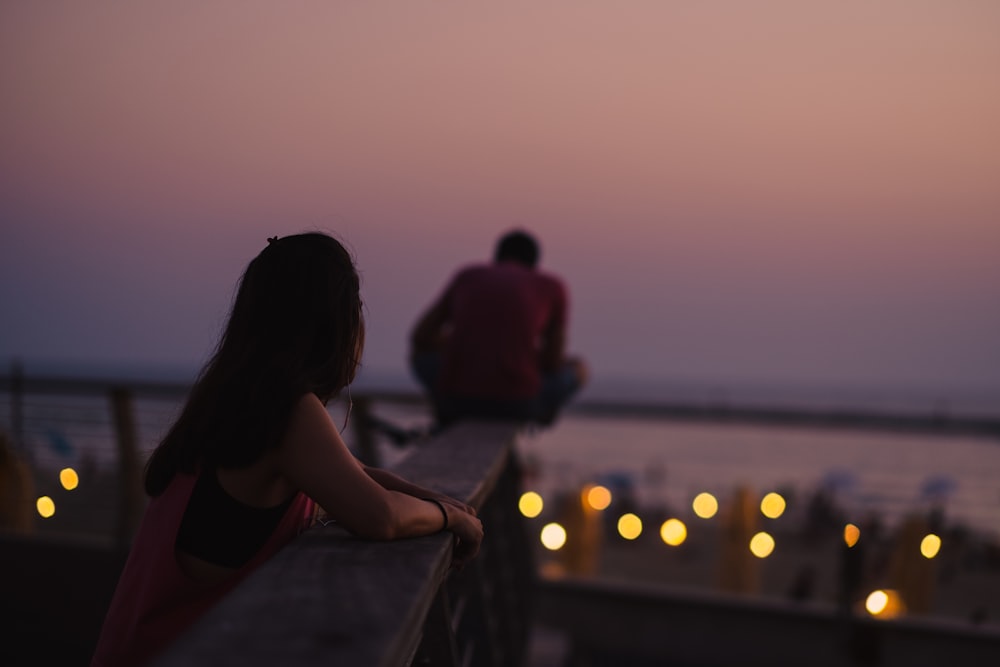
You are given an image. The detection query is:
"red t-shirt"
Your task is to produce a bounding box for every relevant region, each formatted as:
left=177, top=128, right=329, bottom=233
left=437, top=261, right=567, bottom=400
left=91, top=474, right=314, bottom=667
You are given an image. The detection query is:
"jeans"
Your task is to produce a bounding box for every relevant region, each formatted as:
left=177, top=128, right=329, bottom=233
left=410, top=352, right=583, bottom=426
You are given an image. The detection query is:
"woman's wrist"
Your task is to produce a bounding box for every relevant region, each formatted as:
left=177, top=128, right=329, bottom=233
left=424, top=497, right=449, bottom=532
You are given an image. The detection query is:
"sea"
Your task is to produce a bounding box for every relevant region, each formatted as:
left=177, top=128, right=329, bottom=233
left=360, top=368, right=1000, bottom=541
left=4, top=361, right=999, bottom=541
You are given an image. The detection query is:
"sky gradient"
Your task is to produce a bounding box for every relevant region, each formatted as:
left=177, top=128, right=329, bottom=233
left=2, top=2, right=998, bottom=405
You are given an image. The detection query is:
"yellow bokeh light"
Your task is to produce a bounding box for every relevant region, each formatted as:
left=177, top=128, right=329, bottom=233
left=749, top=531, right=775, bottom=558
left=692, top=492, right=718, bottom=519
left=540, top=523, right=567, bottom=551
left=585, top=485, right=612, bottom=511
left=519, top=491, right=544, bottom=518
left=760, top=492, right=786, bottom=519
left=660, top=518, right=687, bottom=546
left=844, top=523, right=861, bottom=548
left=617, top=513, right=643, bottom=540
left=865, top=589, right=905, bottom=619
left=36, top=496, right=56, bottom=518
left=920, top=534, right=942, bottom=559
left=60, top=467, right=79, bottom=491
left=866, top=590, right=888, bottom=615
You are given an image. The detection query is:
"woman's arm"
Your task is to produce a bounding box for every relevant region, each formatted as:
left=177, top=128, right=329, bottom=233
left=363, top=466, right=476, bottom=516
left=276, top=394, right=482, bottom=564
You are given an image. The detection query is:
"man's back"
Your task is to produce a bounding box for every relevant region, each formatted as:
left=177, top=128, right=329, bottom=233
left=439, top=261, right=566, bottom=400
left=410, top=229, right=586, bottom=425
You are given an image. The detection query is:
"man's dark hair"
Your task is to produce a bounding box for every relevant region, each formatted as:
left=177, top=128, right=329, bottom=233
left=494, top=230, right=540, bottom=268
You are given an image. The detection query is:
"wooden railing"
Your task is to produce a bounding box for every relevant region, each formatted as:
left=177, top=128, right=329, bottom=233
left=152, top=422, right=535, bottom=667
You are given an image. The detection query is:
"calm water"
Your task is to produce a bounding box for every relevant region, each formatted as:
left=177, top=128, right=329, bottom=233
left=518, top=415, right=1000, bottom=540
left=365, top=370, right=1000, bottom=538
left=349, top=393, right=1000, bottom=541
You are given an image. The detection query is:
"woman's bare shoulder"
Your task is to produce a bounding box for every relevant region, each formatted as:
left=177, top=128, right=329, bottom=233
left=293, top=391, right=327, bottom=413
left=280, top=392, right=354, bottom=465
left=285, top=393, right=336, bottom=438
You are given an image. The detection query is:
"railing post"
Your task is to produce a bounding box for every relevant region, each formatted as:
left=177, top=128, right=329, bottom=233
left=492, top=455, right=535, bottom=662
left=110, top=387, right=143, bottom=548
left=10, top=360, right=26, bottom=460
left=412, top=589, right=459, bottom=667
left=425, top=452, right=534, bottom=667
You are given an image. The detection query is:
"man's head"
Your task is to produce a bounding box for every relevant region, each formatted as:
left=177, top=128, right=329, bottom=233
left=494, top=229, right=540, bottom=268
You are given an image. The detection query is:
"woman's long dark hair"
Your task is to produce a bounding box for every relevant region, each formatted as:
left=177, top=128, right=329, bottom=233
left=145, top=233, right=365, bottom=496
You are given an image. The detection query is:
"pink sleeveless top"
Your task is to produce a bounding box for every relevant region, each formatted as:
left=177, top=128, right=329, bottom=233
left=91, top=473, right=315, bottom=667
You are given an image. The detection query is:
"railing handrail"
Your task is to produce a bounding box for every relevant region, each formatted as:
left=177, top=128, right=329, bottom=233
left=0, top=373, right=193, bottom=398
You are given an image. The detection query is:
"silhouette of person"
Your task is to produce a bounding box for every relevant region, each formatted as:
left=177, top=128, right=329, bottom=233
left=410, top=229, right=587, bottom=427
left=92, top=233, right=482, bottom=667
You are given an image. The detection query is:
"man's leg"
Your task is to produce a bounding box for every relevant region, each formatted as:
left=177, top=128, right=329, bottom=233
left=535, top=357, right=588, bottom=426
left=410, top=351, right=451, bottom=425
left=410, top=351, right=440, bottom=392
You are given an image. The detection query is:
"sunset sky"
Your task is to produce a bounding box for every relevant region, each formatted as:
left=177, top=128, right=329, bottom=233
left=2, top=2, right=998, bottom=405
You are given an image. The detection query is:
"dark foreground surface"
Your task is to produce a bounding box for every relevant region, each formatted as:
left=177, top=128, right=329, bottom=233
left=0, top=536, right=127, bottom=666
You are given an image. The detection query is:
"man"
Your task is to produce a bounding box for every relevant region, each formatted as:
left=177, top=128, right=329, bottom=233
left=410, top=229, right=587, bottom=426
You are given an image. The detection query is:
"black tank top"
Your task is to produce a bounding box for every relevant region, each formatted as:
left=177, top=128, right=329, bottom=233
left=175, top=469, right=295, bottom=569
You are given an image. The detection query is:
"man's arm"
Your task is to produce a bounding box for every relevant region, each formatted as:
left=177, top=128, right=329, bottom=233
left=538, top=319, right=566, bottom=373
left=538, top=279, right=569, bottom=372
left=410, top=297, right=451, bottom=354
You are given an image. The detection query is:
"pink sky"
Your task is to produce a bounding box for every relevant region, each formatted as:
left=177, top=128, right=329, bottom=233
left=2, top=1, right=998, bottom=401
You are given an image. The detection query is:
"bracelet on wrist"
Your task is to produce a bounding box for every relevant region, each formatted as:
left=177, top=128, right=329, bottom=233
left=424, top=497, right=449, bottom=531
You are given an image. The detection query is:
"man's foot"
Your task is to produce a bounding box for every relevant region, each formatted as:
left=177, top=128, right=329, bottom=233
left=362, top=414, right=430, bottom=447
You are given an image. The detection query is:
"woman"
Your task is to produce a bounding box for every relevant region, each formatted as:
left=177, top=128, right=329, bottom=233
left=92, top=233, right=482, bottom=667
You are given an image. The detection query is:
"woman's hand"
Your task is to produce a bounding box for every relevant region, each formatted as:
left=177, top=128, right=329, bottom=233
left=435, top=493, right=477, bottom=518
left=445, top=504, right=483, bottom=569
left=362, top=466, right=478, bottom=518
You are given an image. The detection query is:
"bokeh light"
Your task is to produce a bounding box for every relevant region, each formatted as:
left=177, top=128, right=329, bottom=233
left=617, top=513, right=643, bottom=540
left=749, top=531, right=775, bottom=558
left=60, top=467, right=79, bottom=491
left=844, top=523, right=861, bottom=548
left=660, top=518, right=687, bottom=546
left=36, top=496, right=56, bottom=518
left=519, top=491, right=544, bottom=518
left=865, top=589, right=905, bottom=619
left=920, top=534, right=942, bottom=559
left=692, top=492, right=718, bottom=519
left=585, top=485, right=612, bottom=511
left=540, top=523, right=567, bottom=550
left=760, top=492, right=786, bottom=519
left=866, top=590, right=888, bottom=615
